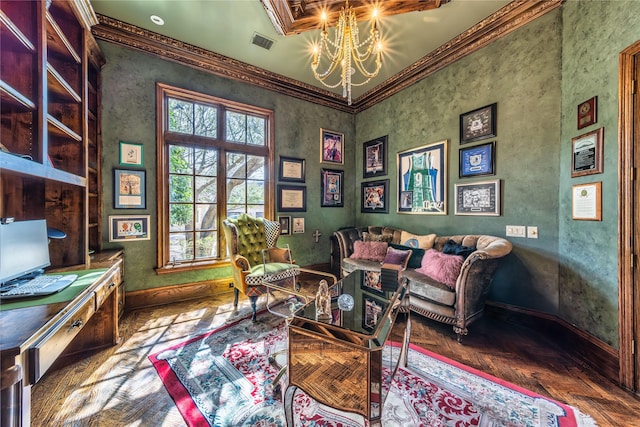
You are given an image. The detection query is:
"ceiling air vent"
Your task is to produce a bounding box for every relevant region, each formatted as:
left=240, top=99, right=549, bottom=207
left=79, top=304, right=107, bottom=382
left=251, top=33, right=275, bottom=50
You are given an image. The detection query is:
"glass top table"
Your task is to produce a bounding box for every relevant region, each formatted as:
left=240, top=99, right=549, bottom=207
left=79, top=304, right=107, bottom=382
left=284, top=269, right=410, bottom=426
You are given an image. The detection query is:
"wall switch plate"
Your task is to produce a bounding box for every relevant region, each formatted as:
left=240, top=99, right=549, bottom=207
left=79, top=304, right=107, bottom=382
left=527, top=226, right=539, bottom=238
left=506, top=225, right=526, bottom=237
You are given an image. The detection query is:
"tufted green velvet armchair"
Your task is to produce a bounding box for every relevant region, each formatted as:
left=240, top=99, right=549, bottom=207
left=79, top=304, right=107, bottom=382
left=222, top=213, right=299, bottom=321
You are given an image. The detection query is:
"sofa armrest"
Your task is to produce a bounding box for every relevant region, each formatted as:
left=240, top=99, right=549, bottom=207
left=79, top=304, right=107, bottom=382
left=332, top=227, right=363, bottom=277
left=455, top=243, right=509, bottom=322
left=472, top=235, right=513, bottom=260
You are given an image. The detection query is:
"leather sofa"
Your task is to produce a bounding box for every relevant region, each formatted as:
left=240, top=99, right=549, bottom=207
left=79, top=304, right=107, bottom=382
left=332, top=226, right=512, bottom=341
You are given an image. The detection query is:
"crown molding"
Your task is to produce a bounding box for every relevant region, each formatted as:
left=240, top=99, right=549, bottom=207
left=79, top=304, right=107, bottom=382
left=92, top=15, right=355, bottom=113
left=92, top=0, right=563, bottom=114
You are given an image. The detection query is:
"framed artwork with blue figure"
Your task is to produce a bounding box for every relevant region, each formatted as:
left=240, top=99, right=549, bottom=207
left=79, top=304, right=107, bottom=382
left=397, top=140, right=448, bottom=214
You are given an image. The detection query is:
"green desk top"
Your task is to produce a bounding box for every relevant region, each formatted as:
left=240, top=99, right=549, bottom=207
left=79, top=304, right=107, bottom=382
left=0, top=269, right=108, bottom=312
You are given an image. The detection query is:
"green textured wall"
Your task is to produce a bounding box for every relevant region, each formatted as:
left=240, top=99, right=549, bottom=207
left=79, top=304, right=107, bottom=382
left=357, top=11, right=563, bottom=314
left=100, top=0, right=640, bottom=347
left=99, top=42, right=355, bottom=291
left=558, top=0, right=640, bottom=347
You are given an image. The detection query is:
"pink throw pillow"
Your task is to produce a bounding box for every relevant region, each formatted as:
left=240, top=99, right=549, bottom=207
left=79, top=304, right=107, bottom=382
left=416, top=249, right=464, bottom=289
left=350, top=240, right=388, bottom=262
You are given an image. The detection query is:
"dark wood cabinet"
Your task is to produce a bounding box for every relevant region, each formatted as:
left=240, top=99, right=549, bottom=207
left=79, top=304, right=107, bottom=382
left=0, top=0, right=104, bottom=267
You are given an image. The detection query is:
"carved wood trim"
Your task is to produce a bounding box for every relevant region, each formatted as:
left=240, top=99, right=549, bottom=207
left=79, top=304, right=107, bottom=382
left=259, top=0, right=447, bottom=36
left=618, top=39, right=640, bottom=392
left=92, top=15, right=354, bottom=113
left=91, top=0, right=563, bottom=113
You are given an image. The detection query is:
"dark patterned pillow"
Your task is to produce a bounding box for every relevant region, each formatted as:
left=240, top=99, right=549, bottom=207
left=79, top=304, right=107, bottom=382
left=443, top=239, right=476, bottom=258
left=389, top=243, right=425, bottom=269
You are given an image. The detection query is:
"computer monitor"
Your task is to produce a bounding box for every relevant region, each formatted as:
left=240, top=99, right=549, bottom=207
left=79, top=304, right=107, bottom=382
left=0, top=219, right=51, bottom=285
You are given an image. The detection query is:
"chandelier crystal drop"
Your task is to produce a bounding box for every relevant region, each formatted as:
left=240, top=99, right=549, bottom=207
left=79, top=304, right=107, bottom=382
left=311, top=1, right=383, bottom=105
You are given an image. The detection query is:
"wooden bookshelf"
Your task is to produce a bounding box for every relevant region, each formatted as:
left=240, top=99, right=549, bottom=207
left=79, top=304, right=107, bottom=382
left=0, top=0, right=105, bottom=266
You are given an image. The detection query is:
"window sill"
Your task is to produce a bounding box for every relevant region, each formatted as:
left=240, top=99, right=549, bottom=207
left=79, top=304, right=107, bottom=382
left=156, top=259, right=230, bottom=275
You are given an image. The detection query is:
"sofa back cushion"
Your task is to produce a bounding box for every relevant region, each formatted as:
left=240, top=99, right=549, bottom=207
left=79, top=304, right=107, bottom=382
left=350, top=240, right=388, bottom=262
left=400, top=231, right=436, bottom=250
left=416, top=248, right=464, bottom=288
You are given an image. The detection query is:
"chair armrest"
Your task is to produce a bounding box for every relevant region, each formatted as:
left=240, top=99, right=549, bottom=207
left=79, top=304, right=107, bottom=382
left=230, top=254, right=251, bottom=273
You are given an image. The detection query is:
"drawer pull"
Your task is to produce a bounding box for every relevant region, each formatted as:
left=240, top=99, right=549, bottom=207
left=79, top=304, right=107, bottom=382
left=68, top=319, right=84, bottom=331
left=108, top=282, right=116, bottom=289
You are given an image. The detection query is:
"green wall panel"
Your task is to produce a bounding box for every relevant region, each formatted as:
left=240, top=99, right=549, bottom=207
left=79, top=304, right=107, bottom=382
left=558, top=0, right=640, bottom=347
left=357, top=11, right=563, bottom=314
left=99, top=0, right=640, bottom=347
left=99, top=42, right=355, bottom=291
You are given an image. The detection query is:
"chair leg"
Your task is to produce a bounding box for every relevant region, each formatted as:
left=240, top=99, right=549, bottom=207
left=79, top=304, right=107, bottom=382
left=250, top=296, right=258, bottom=322
left=233, top=288, right=239, bottom=307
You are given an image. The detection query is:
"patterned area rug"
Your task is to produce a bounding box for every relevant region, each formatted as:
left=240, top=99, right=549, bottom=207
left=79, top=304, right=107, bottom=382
left=149, top=312, right=597, bottom=427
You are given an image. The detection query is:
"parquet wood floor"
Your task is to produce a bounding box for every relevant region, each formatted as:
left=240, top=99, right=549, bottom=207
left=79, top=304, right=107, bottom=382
left=31, top=288, right=640, bottom=426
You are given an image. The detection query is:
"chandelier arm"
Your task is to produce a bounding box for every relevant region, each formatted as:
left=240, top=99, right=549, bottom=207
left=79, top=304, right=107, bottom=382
left=351, top=55, right=381, bottom=80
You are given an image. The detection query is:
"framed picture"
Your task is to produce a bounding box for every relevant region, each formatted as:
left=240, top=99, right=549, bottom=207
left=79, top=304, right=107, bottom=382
left=459, top=141, right=496, bottom=178
left=278, top=216, right=291, bottom=235
left=321, top=168, right=344, bottom=207
left=362, top=295, right=386, bottom=332
left=119, top=141, right=144, bottom=167
left=397, top=140, right=447, bottom=214
left=320, top=128, right=344, bottom=165
left=114, top=169, right=146, bottom=209
left=571, top=127, right=604, bottom=178
left=577, top=96, right=597, bottom=129
left=279, top=156, right=305, bottom=182
left=292, top=217, right=305, bottom=234
left=460, top=103, right=497, bottom=144
left=277, top=185, right=306, bottom=212
left=361, top=271, right=384, bottom=296
left=361, top=179, right=389, bottom=213
left=572, top=182, right=602, bottom=221
left=108, top=215, right=150, bottom=241
left=454, top=179, right=501, bottom=216
left=363, top=135, right=387, bottom=178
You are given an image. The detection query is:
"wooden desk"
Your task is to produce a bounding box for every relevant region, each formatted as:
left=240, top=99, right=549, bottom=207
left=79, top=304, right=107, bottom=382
left=284, top=270, right=410, bottom=426
left=0, top=251, right=123, bottom=427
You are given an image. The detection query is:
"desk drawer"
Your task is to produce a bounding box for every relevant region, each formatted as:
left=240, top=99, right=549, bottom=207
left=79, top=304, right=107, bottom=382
left=29, top=294, right=96, bottom=383
left=95, top=267, right=121, bottom=309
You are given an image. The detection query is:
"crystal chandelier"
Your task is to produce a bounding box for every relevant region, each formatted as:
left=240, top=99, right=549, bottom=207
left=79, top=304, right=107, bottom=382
left=311, top=1, right=382, bottom=105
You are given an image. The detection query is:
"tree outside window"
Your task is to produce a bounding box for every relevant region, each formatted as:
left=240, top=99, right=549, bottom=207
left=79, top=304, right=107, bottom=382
left=157, top=84, right=274, bottom=269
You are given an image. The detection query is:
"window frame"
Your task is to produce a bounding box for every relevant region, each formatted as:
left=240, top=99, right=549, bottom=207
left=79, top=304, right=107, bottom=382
left=156, top=83, right=275, bottom=273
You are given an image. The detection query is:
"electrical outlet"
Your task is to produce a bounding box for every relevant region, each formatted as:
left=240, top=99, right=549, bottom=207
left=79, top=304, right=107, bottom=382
left=527, top=226, right=538, bottom=238
left=506, top=225, right=526, bottom=237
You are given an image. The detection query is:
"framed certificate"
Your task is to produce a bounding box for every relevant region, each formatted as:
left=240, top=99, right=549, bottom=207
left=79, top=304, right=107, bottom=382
left=277, top=185, right=306, bottom=212
left=571, top=128, right=603, bottom=178
left=279, top=156, right=305, bottom=182
left=572, top=182, right=602, bottom=221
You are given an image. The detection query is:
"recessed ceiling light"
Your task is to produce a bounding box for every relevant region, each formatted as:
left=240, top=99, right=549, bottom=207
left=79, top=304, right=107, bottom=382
left=150, top=15, right=164, bottom=26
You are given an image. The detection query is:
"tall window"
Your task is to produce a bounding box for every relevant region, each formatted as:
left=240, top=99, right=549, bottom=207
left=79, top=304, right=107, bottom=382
left=157, top=84, right=274, bottom=271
